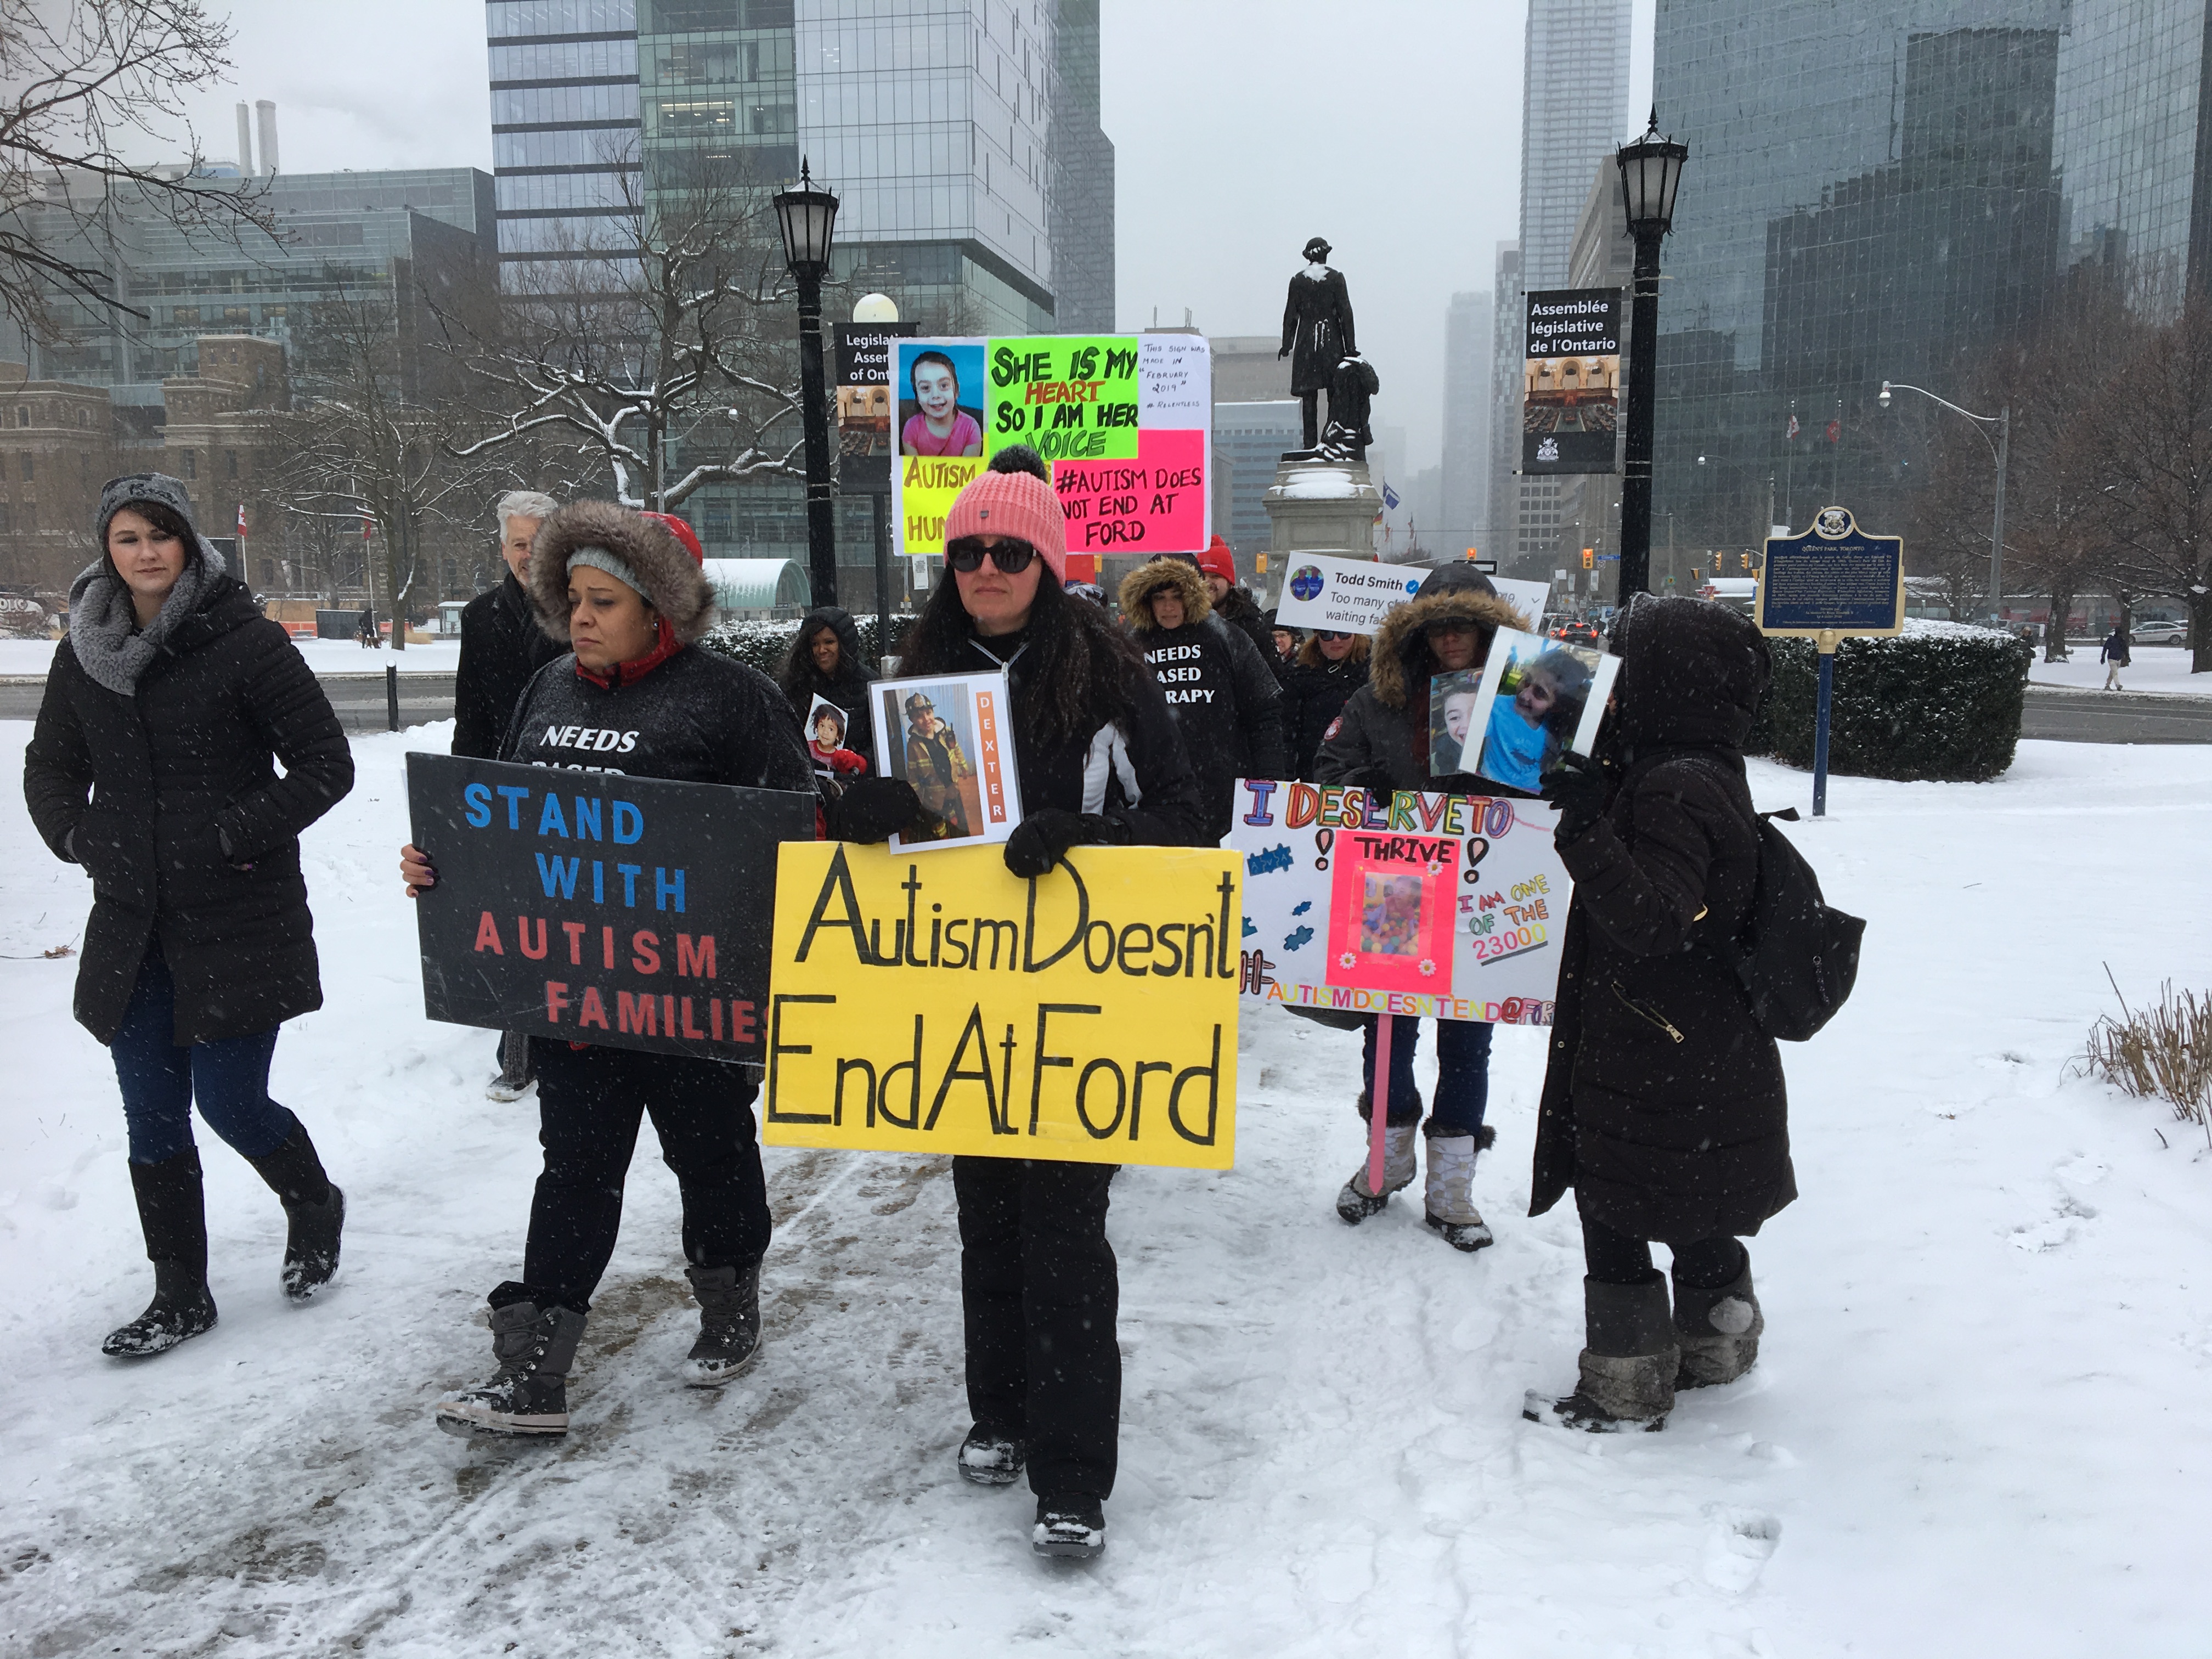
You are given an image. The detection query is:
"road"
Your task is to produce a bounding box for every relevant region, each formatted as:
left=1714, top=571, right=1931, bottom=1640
left=1, top=674, right=2205, bottom=744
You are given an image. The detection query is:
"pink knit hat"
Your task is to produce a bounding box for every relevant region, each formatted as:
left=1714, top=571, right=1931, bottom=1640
left=943, top=466, right=1068, bottom=580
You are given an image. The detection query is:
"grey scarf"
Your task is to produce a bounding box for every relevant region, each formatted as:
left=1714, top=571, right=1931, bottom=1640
left=67, top=544, right=227, bottom=696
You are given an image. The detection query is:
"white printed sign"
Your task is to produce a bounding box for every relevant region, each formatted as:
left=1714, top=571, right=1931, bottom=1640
left=1138, top=335, right=1211, bottom=428
left=1275, top=557, right=1550, bottom=637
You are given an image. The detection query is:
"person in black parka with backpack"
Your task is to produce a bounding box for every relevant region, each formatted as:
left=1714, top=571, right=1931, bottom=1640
left=1523, top=594, right=1793, bottom=1434
left=25, top=474, right=355, bottom=1359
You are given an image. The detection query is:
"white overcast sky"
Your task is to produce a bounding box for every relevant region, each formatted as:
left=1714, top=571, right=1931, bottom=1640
left=158, top=0, right=1655, bottom=474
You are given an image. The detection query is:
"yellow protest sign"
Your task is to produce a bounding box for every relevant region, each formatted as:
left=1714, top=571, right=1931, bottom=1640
left=764, top=841, right=1241, bottom=1169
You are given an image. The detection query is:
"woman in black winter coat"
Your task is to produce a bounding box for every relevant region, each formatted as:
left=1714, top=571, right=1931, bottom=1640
left=778, top=605, right=877, bottom=761
left=1523, top=594, right=1792, bottom=1434
left=400, top=501, right=816, bottom=1441
left=834, top=448, right=1206, bottom=1562
left=1280, top=628, right=1369, bottom=779
left=24, top=474, right=355, bottom=1358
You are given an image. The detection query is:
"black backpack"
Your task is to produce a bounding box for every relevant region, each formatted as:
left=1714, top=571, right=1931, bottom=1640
left=1683, top=761, right=1864, bottom=1041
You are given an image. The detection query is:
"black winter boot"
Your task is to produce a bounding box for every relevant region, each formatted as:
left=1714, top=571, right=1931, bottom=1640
left=435, top=1287, right=587, bottom=1438
left=958, top=1423, right=1027, bottom=1486
left=246, top=1122, right=343, bottom=1301
left=1674, top=1254, right=1763, bottom=1389
left=1523, top=1272, right=1679, bottom=1432
left=1032, top=1495, right=1107, bottom=1560
left=103, top=1150, right=218, bottom=1358
left=681, top=1261, right=761, bottom=1387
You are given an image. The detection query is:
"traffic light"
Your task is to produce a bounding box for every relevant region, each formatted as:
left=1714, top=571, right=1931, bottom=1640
left=1740, top=552, right=1752, bottom=572
left=1582, top=548, right=1594, bottom=569
left=1713, top=552, right=1725, bottom=574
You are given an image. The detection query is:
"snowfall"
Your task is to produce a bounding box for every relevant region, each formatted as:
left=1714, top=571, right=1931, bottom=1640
left=1, top=721, right=2207, bottom=1658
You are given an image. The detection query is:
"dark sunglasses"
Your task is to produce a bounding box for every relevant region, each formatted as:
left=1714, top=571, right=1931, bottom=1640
left=1318, top=630, right=1353, bottom=642
left=946, top=538, right=1038, bottom=574
left=1421, top=618, right=1477, bottom=638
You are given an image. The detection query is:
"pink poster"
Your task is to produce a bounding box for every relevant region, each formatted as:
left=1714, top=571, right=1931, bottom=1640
left=1323, top=838, right=1455, bottom=996
left=1052, top=427, right=1207, bottom=556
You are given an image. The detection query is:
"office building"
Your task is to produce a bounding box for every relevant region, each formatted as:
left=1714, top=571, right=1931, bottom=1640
left=1440, top=289, right=1491, bottom=556
left=487, top=0, right=644, bottom=279
left=1487, top=240, right=1523, bottom=572
left=1645, top=0, right=2212, bottom=554
left=1212, top=399, right=1304, bottom=563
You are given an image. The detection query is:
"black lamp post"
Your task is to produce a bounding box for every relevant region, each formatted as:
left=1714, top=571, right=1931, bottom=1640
left=1616, top=110, right=1688, bottom=601
left=775, top=159, right=840, bottom=606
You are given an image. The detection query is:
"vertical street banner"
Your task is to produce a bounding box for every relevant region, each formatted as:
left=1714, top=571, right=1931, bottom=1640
left=763, top=842, right=1242, bottom=1169
left=1227, top=778, right=1570, bottom=1024
left=836, top=320, right=917, bottom=496
left=1522, top=288, right=1622, bottom=475
left=892, top=334, right=1211, bottom=561
left=405, top=755, right=817, bottom=1072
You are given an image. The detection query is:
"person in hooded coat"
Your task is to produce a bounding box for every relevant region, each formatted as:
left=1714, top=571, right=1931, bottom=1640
left=1522, top=594, right=1792, bottom=1434
left=1280, top=628, right=1369, bottom=780
left=1195, top=535, right=1277, bottom=669
left=400, top=502, right=816, bottom=1441
left=25, top=474, right=355, bottom=1358
left=1117, top=554, right=1285, bottom=842
left=1310, top=563, right=1537, bottom=1249
left=779, top=604, right=877, bottom=762
left=828, top=456, right=1205, bottom=1562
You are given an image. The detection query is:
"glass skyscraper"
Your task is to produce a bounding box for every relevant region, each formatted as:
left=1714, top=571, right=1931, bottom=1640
left=1649, top=0, right=2212, bottom=555
left=487, top=0, right=645, bottom=276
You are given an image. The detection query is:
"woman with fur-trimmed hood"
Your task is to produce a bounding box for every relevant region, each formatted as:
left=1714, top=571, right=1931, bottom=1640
left=1311, top=563, right=1539, bottom=1257
left=398, top=501, right=816, bottom=1443
left=1117, top=555, right=1285, bottom=842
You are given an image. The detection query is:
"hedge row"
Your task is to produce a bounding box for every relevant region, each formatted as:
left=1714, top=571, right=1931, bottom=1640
left=694, top=613, right=921, bottom=679
left=1747, top=618, right=2031, bottom=782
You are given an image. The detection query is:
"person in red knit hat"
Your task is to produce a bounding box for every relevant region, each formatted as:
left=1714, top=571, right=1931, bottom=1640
left=1195, top=533, right=1276, bottom=667
left=827, top=443, right=1205, bottom=1562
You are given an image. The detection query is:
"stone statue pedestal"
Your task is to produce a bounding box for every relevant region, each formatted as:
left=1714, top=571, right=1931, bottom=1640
left=1261, top=456, right=1381, bottom=599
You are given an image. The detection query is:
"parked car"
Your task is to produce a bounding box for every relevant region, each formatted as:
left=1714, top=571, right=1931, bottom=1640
left=2132, top=620, right=2189, bottom=645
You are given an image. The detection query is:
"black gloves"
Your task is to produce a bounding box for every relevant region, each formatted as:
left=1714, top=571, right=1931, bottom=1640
left=833, top=776, right=923, bottom=844
left=1003, top=809, right=1124, bottom=878
left=1539, top=751, right=1610, bottom=845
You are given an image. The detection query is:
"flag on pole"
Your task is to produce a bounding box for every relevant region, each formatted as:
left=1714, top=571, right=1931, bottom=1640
left=1786, top=414, right=1801, bottom=439
left=1381, top=482, right=1402, bottom=511
left=362, top=512, right=374, bottom=541
left=235, top=503, right=247, bottom=540
left=1825, top=420, right=1841, bottom=444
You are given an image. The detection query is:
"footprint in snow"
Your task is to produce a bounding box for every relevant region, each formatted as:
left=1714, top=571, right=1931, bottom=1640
left=1700, top=1506, right=1781, bottom=1595
left=2008, top=1197, right=2097, bottom=1252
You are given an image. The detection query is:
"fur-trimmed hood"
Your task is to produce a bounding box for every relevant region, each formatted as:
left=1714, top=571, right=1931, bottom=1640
left=1118, top=557, right=1211, bottom=635
left=528, top=499, right=716, bottom=645
left=1366, top=586, right=1530, bottom=710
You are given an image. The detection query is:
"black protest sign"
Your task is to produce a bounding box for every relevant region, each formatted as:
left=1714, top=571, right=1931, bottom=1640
left=405, top=754, right=817, bottom=1069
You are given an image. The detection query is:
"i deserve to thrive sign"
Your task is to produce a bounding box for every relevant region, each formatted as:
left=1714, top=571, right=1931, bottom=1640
left=405, top=755, right=817, bottom=1070
left=764, top=842, right=1242, bottom=1169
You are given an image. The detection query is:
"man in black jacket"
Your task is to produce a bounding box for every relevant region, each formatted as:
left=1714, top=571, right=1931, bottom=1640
left=454, top=489, right=563, bottom=1099
left=1118, top=554, right=1285, bottom=841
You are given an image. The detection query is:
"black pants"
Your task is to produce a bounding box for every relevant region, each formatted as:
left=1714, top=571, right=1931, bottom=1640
left=519, top=1040, right=771, bottom=1312
left=953, top=1157, right=1119, bottom=1502
left=1579, top=1204, right=1745, bottom=1291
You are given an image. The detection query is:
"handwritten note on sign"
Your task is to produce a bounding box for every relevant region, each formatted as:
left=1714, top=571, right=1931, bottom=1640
left=764, top=842, right=1242, bottom=1169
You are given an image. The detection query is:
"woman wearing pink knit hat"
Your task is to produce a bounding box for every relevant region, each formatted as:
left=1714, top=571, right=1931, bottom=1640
left=832, top=444, right=1206, bottom=1561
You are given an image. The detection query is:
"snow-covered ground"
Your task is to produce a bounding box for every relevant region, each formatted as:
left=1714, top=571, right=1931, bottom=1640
left=2, top=726, right=2208, bottom=1656
left=2030, top=645, right=2210, bottom=697
left=0, top=639, right=462, bottom=677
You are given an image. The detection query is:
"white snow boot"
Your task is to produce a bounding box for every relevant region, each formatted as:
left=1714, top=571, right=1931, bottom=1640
left=1335, top=1121, right=1420, bottom=1223
left=1673, top=1255, right=1763, bottom=1389
left=1422, top=1124, right=1496, bottom=1251
left=1523, top=1273, right=1679, bottom=1433
left=681, top=1261, right=762, bottom=1387
left=436, top=1292, right=586, bottom=1438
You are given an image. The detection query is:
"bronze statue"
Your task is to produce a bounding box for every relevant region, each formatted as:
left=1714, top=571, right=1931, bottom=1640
left=1322, top=354, right=1379, bottom=464
left=1279, top=236, right=1357, bottom=451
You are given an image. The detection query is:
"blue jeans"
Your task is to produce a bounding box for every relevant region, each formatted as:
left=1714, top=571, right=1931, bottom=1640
left=111, top=949, right=295, bottom=1165
left=1361, top=1014, right=1493, bottom=1136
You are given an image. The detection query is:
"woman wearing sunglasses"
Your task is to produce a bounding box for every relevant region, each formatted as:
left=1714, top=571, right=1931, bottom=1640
left=1283, top=626, right=1370, bottom=780
left=832, top=445, right=1205, bottom=1562
left=1312, top=564, right=1536, bottom=1250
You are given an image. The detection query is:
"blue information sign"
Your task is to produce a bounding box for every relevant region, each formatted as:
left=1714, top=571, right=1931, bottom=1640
left=1756, top=506, right=1904, bottom=637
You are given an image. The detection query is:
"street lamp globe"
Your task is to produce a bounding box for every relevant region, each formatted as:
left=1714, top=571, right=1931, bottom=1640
left=773, top=158, right=839, bottom=277
left=1617, top=109, right=1689, bottom=237
left=1877, top=381, right=1893, bottom=408
left=852, top=292, right=899, bottom=323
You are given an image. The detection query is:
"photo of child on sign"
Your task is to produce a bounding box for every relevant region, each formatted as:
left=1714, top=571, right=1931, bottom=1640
left=1362, top=874, right=1424, bottom=956
left=873, top=671, right=1020, bottom=850
left=900, top=347, right=985, bottom=458
left=1428, top=670, right=1485, bottom=775
left=1463, top=627, right=1620, bottom=792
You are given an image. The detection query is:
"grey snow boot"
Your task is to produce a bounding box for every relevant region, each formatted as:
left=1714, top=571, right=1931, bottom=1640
left=245, top=1122, right=343, bottom=1301
left=1422, top=1124, right=1496, bottom=1251
left=435, top=1290, right=587, bottom=1438
left=1523, top=1272, right=1679, bottom=1433
left=681, top=1261, right=762, bottom=1387
left=1673, top=1256, right=1763, bottom=1389
left=1335, top=1121, right=1420, bottom=1223
left=103, top=1149, right=218, bottom=1359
